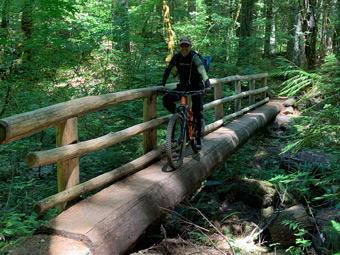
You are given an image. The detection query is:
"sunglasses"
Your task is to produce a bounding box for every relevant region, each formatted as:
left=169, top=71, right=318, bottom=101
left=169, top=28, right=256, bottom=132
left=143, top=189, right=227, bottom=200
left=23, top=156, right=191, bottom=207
left=180, top=43, right=190, bottom=48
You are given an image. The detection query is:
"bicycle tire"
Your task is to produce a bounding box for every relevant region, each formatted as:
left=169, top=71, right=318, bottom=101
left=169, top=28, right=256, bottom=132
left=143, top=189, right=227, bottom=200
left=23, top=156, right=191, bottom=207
left=166, top=113, right=186, bottom=169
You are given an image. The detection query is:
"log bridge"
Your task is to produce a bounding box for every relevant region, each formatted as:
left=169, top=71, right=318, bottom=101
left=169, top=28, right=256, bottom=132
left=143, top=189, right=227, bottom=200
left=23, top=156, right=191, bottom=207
left=0, top=74, right=282, bottom=255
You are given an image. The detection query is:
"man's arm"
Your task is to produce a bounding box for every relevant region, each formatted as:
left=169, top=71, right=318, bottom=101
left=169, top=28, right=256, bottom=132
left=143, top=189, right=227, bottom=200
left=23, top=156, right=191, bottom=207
left=158, top=55, right=176, bottom=86
left=193, top=55, right=210, bottom=88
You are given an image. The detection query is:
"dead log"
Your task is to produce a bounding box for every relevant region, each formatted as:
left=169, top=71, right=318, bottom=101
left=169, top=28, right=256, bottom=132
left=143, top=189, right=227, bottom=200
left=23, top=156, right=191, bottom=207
left=268, top=204, right=313, bottom=247
left=280, top=150, right=336, bottom=171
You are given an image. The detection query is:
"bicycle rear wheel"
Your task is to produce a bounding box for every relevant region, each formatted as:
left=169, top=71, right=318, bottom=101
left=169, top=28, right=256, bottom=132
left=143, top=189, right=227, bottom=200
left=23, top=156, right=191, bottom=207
left=166, top=113, right=186, bottom=169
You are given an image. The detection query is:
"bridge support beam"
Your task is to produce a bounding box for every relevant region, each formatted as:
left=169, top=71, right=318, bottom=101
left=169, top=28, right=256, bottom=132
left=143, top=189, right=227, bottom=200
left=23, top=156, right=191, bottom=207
left=5, top=101, right=281, bottom=255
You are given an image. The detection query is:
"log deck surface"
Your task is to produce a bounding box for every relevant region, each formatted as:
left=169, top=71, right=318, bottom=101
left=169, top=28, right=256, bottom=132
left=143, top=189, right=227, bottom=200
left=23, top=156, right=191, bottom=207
left=4, top=100, right=282, bottom=255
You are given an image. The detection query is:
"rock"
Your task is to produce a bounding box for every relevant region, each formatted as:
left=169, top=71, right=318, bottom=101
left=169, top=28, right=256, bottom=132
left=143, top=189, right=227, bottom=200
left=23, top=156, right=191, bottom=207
left=275, top=115, right=293, bottom=126
left=283, top=98, right=296, bottom=107
left=233, top=178, right=276, bottom=208
left=283, top=106, right=294, bottom=115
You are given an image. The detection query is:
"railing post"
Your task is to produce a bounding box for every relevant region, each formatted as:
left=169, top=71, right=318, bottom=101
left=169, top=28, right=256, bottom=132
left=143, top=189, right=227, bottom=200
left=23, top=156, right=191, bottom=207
left=235, top=80, right=241, bottom=112
left=56, top=117, right=79, bottom=212
left=214, top=80, right=223, bottom=121
left=143, top=95, right=157, bottom=154
left=262, top=76, right=268, bottom=99
left=249, top=79, right=256, bottom=105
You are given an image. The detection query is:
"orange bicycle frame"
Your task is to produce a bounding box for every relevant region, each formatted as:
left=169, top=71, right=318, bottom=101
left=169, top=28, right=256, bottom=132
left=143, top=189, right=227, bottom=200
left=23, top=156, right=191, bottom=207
left=180, top=96, right=195, bottom=141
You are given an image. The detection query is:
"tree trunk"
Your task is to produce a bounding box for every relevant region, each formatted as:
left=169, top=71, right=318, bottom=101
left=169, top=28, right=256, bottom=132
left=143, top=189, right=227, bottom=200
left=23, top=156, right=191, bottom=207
left=161, top=0, right=175, bottom=62
left=188, top=0, right=196, bottom=13
left=286, top=1, right=307, bottom=68
left=319, top=0, right=334, bottom=61
left=1, top=0, right=9, bottom=41
left=264, top=0, right=275, bottom=56
left=301, top=0, right=318, bottom=70
left=112, top=0, right=130, bottom=53
left=204, top=0, right=213, bottom=27
left=335, top=0, right=340, bottom=61
left=20, top=0, right=33, bottom=61
left=237, top=0, right=256, bottom=66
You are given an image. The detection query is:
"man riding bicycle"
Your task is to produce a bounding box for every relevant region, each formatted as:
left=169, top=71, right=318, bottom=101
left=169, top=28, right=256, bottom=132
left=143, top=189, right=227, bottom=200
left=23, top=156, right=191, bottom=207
left=157, top=36, right=211, bottom=150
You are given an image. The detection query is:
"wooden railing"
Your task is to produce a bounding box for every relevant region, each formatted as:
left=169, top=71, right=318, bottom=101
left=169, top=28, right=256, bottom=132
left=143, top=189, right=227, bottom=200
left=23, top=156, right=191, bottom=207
left=0, top=73, right=269, bottom=213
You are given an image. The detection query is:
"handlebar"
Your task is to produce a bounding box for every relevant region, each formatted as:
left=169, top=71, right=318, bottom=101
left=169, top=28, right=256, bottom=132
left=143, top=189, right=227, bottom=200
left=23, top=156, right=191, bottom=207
left=157, top=89, right=207, bottom=97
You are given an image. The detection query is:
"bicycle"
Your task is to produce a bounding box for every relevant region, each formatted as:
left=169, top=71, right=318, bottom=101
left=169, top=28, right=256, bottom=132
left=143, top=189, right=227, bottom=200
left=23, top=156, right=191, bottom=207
left=159, top=89, right=206, bottom=169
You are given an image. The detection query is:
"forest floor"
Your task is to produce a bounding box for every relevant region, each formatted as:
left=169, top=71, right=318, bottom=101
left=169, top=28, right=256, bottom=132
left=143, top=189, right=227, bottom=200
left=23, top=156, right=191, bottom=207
left=129, top=100, right=339, bottom=255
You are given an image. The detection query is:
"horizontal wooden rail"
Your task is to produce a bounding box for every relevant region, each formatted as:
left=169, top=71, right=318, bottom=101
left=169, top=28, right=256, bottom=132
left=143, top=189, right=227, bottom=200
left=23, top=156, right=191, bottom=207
left=219, top=73, right=268, bottom=83
left=27, top=115, right=171, bottom=167
left=204, top=86, right=268, bottom=111
left=205, top=97, right=270, bottom=132
left=34, top=146, right=166, bottom=214
left=0, top=85, right=176, bottom=145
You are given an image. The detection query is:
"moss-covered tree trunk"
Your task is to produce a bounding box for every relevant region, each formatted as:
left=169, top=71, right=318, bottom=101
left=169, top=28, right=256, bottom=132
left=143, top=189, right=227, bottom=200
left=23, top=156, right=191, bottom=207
left=161, top=0, right=175, bottom=62
left=301, top=0, right=319, bottom=70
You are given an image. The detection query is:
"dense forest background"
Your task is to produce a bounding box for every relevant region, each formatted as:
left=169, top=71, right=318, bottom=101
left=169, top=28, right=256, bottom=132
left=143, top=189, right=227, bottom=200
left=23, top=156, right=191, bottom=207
left=0, top=0, right=339, bottom=254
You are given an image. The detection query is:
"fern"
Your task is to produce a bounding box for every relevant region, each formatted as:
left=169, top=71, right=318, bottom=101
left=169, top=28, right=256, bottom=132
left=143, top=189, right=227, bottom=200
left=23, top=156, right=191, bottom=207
left=278, top=55, right=340, bottom=153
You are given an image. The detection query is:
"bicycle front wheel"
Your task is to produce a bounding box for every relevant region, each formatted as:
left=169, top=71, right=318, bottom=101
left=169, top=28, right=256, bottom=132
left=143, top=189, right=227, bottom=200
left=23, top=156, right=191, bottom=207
left=166, top=113, right=186, bottom=169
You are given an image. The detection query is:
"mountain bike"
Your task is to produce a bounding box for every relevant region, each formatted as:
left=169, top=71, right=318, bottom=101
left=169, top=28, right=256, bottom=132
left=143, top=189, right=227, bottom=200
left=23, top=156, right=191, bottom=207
left=159, top=89, right=206, bottom=169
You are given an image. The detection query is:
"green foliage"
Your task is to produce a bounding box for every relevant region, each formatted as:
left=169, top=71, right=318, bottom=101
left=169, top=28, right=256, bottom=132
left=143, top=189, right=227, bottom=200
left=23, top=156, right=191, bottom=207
left=1, top=0, right=340, bottom=253
left=322, top=220, right=340, bottom=253
left=281, top=220, right=312, bottom=254
left=277, top=55, right=340, bottom=153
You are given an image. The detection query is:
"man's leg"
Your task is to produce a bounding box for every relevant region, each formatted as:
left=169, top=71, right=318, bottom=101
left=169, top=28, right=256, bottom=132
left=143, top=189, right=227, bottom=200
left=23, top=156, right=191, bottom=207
left=192, top=93, right=204, bottom=149
left=162, top=88, right=181, bottom=114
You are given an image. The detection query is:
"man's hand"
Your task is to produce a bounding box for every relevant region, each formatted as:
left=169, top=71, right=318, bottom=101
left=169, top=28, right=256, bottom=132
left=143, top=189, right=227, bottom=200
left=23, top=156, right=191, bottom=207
left=205, top=87, right=213, bottom=94
left=204, top=79, right=211, bottom=88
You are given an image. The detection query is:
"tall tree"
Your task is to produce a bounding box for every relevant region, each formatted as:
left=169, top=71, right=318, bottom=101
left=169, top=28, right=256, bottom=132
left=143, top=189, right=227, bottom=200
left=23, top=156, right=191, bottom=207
left=1, top=0, right=9, bottom=42
left=264, top=0, right=275, bottom=56
left=301, top=0, right=319, bottom=69
left=161, top=0, right=175, bottom=62
left=319, top=0, right=334, bottom=60
left=112, top=0, right=130, bottom=53
left=188, top=0, right=196, bottom=14
left=335, top=0, right=340, bottom=61
left=237, top=0, right=256, bottom=66
left=286, top=1, right=307, bottom=68
left=20, top=0, right=33, bottom=61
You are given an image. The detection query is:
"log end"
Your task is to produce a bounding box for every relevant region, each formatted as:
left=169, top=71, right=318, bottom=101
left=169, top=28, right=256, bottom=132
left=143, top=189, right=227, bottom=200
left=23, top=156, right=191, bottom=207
left=33, top=203, right=42, bottom=214
left=26, top=152, right=38, bottom=167
left=0, top=121, right=7, bottom=144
